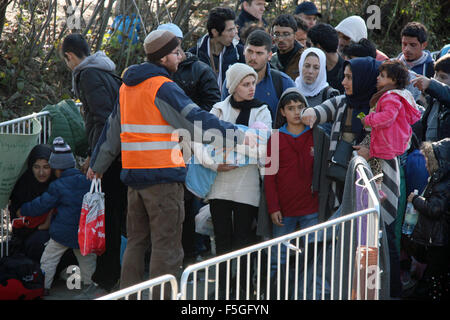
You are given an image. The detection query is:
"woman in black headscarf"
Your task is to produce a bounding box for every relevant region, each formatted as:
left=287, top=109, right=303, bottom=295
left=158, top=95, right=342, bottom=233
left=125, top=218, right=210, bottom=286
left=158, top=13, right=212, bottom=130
left=9, top=144, right=55, bottom=261
left=301, top=57, right=403, bottom=298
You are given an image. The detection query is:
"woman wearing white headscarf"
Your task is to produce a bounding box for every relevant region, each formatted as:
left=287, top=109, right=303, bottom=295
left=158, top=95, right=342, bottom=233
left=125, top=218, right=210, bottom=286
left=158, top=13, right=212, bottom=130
left=295, top=47, right=339, bottom=107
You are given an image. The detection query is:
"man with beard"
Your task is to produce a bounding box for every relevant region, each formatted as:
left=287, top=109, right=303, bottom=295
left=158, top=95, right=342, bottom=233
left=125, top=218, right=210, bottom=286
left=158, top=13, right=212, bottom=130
left=270, top=14, right=305, bottom=81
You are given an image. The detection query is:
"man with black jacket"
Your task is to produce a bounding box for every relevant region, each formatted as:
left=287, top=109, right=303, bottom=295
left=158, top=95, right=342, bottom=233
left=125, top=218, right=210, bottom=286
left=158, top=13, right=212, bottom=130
left=62, top=34, right=126, bottom=299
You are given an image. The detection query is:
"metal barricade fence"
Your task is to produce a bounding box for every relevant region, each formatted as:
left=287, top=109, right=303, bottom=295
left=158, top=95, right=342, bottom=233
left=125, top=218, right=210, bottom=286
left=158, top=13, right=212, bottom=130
left=179, top=162, right=380, bottom=301
left=96, top=275, right=179, bottom=300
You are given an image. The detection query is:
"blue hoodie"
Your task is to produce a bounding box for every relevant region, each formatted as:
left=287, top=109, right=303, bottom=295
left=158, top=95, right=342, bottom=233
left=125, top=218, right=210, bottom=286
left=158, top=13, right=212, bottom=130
left=90, top=62, right=246, bottom=188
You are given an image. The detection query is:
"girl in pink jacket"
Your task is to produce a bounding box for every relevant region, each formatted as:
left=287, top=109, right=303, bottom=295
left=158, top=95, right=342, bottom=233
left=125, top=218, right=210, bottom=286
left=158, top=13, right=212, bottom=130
left=362, top=60, right=421, bottom=160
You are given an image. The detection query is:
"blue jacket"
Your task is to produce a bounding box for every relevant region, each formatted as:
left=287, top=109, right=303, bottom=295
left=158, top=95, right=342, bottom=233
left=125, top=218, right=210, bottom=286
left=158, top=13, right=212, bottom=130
left=90, top=62, right=246, bottom=189
left=222, top=63, right=295, bottom=121
left=188, top=34, right=245, bottom=90
left=20, top=168, right=91, bottom=249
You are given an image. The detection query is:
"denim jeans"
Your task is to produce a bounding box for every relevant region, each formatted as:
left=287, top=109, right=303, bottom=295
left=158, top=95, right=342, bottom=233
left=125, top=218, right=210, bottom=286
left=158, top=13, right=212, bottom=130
left=270, top=213, right=331, bottom=299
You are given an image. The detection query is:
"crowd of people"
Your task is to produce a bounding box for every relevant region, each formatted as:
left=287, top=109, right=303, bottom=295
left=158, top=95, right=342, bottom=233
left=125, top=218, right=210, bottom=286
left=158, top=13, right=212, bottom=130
left=6, top=1, right=449, bottom=301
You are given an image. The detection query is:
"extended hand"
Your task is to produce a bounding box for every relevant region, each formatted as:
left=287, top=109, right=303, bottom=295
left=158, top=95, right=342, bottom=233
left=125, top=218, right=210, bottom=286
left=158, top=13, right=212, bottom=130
left=407, top=192, right=416, bottom=203
left=243, top=132, right=260, bottom=148
left=353, top=145, right=370, bottom=161
left=301, top=108, right=317, bottom=127
left=217, top=164, right=238, bottom=172
left=411, top=76, right=431, bottom=92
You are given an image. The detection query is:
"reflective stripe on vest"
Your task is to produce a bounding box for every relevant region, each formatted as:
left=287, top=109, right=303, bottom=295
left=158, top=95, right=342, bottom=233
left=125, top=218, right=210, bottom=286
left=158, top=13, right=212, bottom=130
left=120, top=76, right=185, bottom=169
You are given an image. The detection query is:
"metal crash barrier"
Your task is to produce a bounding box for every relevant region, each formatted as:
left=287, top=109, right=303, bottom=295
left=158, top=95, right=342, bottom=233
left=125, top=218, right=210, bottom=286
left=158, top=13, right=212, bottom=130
left=100, top=164, right=381, bottom=301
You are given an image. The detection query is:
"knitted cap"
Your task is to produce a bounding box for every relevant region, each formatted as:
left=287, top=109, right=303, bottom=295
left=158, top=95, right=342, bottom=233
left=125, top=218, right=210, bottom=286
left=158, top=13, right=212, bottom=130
left=335, top=16, right=367, bottom=42
left=157, top=23, right=183, bottom=39
left=144, top=30, right=180, bottom=62
left=225, top=63, right=258, bottom=95
left=48, top=137, right=76, bottom=170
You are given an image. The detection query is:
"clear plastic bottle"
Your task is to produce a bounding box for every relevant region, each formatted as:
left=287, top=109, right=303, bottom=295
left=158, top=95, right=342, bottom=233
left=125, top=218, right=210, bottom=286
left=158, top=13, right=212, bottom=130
left=402, top=189, right=419, bottom=235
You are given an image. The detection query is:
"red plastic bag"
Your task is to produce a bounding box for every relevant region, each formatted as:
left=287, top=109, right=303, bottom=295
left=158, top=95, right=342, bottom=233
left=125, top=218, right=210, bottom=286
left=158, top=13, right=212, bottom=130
left=78, top=178, right=105, bottom=256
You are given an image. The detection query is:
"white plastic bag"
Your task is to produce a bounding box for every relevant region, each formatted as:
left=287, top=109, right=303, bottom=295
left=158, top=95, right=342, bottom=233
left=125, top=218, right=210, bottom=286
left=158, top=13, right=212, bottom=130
left=195, top=204, right=214, bottom=236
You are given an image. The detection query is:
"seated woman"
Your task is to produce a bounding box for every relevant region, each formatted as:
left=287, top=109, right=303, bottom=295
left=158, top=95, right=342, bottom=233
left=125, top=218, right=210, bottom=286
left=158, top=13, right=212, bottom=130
left=9, top=144, right=55, bottom=261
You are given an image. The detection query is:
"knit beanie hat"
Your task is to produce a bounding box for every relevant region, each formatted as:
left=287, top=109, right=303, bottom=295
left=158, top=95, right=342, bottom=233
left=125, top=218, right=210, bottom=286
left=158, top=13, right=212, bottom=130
left=335, top=15, right=367, bottom=43
left=48, top=137, right=76, bottom=170
left=144, top=30, right=180, bottom=62
left=157, top=23, right=183, bottom=39
left=225, top=63, right=258, bottom=95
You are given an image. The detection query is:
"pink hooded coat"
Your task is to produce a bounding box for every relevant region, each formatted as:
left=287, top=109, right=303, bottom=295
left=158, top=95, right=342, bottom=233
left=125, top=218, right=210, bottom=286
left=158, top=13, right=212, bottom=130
left=364, top=89, right=421, bottom=159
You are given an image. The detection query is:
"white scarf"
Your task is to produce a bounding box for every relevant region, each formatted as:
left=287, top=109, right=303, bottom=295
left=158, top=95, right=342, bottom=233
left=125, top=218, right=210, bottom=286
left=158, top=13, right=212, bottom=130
left=295, top=48, right=329, bottom=97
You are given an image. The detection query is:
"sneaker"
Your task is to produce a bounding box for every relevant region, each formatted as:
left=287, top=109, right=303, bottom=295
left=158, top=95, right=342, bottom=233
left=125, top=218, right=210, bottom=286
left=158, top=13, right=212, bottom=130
left=73, top=283, right=108, bottom=300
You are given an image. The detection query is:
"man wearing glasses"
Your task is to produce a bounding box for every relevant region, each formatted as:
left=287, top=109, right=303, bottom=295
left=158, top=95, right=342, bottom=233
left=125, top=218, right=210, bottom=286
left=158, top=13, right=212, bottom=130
left=88, top=29, right=256, bottom=298
left=270, top=14, right=305, bottom=81
left=189, top=6, right=245, bottom=92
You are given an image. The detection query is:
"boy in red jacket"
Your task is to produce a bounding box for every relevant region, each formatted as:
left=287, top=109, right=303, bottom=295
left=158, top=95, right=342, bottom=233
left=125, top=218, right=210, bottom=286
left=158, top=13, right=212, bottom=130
left=265, top=88, right=326, bottom=298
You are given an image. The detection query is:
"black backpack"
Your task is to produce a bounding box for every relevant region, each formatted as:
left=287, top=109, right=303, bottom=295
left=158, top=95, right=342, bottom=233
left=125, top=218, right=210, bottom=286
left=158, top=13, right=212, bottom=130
left=0, top=253, right=45, bottom=300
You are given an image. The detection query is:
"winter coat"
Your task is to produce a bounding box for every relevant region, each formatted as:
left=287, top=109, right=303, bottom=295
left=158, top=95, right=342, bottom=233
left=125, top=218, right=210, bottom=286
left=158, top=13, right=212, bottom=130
left=90, top=62, right=246, bottom=189
left=73, top=51, right=122, bottom=156
left=20, top=168, right=91, bottom=249
left=411, top=138, right=450, bottom=247
left=364, top=89, right=421, bottom=160
left=198, top=96, right=271, bottom=207
left=173, top=52, right=221, bottom=111
left=188, top=35, right=245, bottom=91
left=42, top=100, right=89, bottom=157
left=270, top=42, right=304, bottom=81
left=414, top=79, right=450, bottom=143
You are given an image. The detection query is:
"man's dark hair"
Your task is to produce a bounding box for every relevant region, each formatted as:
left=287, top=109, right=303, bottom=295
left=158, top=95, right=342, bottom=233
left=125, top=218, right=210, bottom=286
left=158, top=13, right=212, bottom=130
left=379, top=60, right=410, bottom=89
left=342, top=39, right=376, bottom=59
left=434, top=53, right=450, bottom=74
left=272, top=14, right=297, bottom=32
left=307, top=23, right=338, bottom=53
left=245, top=29, right=272, bottom=52
left=294, top=15, right=309, bottom=32
left=62, top=33, right=90, bottom=59
left=207, top=7, right=236, bottom=38
left=401, top=22, right=428, bottom=43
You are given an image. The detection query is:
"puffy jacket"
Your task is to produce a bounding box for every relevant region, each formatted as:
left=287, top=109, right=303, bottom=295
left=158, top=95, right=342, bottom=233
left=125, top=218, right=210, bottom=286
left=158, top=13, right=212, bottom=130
left=364, top=89, right=421, bottom=159
left=73, top=51, right=122, bottom=156
left=20, top=168, right=91, bottom=249
left=188, top=34, right=245, bottom=90
left=411, top=138, right=450, bottom=246
left=90, top=62, right=246, bottom=189
left=173, top=52, right=220, bottom=111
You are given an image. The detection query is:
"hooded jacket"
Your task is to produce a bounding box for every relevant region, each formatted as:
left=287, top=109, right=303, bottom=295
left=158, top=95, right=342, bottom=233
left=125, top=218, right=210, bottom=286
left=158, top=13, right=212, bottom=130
left=364, top=89, right=421, bottom=159
left=188, top=34, right=245, bottom=91
left=90, top=62, right=246, bottom=189
left=411, top=138, right=450, bottom=246
left=397, top=50, right=435, bottom=78
left=173, top=52, right=221, bottom=111
left=20, top=168, right=91, bottom=249
left=265, top=88, right=318, bottom=217
left=72, top=51, right=122, bottom=156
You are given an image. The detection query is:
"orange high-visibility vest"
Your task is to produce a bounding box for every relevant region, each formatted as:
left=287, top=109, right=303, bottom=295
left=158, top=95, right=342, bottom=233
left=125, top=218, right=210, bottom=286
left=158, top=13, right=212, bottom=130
left=119, top=76, right=185, bottom=169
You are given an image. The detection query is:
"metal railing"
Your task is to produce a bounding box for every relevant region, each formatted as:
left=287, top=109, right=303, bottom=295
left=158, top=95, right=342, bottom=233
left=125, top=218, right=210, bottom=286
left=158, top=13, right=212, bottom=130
left=96, top=274, right=179, bottom=300
left=100, top=162, right=381, bottom=301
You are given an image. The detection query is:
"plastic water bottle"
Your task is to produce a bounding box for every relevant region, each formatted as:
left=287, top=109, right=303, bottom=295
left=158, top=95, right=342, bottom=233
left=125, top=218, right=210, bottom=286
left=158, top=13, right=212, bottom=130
left=402, top=189, right=419, bottom=235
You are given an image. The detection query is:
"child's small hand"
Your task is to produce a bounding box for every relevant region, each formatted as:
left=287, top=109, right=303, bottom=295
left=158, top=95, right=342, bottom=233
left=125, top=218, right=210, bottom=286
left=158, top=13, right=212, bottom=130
left=271, top=211, right=284, bottom=227
left=411, top=76, right=431, bottom=92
